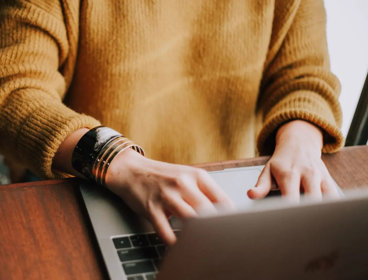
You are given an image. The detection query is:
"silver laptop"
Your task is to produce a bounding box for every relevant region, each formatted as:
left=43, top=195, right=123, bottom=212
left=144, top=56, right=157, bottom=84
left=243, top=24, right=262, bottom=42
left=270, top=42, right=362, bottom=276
left=79, top=166, right=368, bottom=280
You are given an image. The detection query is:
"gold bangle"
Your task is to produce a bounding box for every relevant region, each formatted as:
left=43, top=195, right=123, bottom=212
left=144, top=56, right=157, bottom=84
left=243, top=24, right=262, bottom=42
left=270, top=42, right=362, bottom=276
left=92, top=137, right=130, bottom=182
left=91, top=136, right=144, bottom=186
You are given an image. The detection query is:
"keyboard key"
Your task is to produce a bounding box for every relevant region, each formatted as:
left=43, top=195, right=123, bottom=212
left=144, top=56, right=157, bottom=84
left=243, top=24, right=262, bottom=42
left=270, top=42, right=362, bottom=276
left=153, top=259, right=162, bottom=270
left=123, top=260, right=155, bottom=275
left=145, top=273, right=157, bottom=280
left=127, top=276, right=144, bottom=280
left=147, top=233, right=163, bottom=246
left=112, top=237, right=131, bottom=249
left=130, top=235, right=149, bottom=247
left=156, top=245, right=167, bottom=258
left=117, top=247, right=158, bottom=262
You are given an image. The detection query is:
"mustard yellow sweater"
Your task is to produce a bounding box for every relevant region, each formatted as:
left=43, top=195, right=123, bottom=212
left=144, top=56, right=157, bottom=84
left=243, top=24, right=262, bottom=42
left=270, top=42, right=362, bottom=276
left=0, top=0, right=343, bottom=178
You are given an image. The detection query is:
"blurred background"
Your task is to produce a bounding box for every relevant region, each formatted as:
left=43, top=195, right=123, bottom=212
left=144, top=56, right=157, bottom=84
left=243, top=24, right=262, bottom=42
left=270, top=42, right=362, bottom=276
left=0, top=156, right=9, bottom=185
left=325, top=0, right=368, bottom=137
left=1, top=0, right=367, bottom=185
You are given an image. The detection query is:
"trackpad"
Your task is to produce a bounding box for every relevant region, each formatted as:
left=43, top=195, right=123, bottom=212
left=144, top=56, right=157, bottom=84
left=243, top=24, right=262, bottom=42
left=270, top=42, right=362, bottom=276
left=209, top=166, right=263, bottom=208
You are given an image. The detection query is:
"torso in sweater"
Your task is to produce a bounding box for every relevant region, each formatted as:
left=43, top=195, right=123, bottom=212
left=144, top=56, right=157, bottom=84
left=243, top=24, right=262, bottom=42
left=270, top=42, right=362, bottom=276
left=64, top=0, right=281, bottom=164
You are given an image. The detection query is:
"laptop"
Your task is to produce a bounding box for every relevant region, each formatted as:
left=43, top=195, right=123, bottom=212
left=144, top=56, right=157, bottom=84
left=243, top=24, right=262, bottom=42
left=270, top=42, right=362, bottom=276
left=79, top=165, right=368, bottom=280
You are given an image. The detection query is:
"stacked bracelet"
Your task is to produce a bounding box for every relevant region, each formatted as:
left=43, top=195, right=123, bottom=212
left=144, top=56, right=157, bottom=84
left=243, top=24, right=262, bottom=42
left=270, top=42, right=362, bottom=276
left=71, top=126, right=144, bottom=185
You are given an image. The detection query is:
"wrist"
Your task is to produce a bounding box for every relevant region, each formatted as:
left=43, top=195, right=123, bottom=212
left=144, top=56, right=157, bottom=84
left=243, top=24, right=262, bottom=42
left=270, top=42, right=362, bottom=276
left=275, top=120, right=323, bottom=152
left=69, top=126, right=144, bottom=185
left=104, top=148, right=145, bottom=189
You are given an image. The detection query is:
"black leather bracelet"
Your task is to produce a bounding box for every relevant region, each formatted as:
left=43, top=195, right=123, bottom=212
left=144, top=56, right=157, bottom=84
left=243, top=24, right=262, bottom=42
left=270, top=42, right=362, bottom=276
left=71, top=126, right=122, bottom=180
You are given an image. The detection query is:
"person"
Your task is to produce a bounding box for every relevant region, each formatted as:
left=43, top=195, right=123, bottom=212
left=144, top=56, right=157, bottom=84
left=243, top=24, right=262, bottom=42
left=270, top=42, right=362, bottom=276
left=0, top=0, right=344, bottom=244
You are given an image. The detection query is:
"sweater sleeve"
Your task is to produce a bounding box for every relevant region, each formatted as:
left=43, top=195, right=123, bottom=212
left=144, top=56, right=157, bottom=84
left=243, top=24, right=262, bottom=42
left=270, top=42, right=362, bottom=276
left=0, top=1, right=100, bottom=178
left=256, top=0, right=344, bottom=155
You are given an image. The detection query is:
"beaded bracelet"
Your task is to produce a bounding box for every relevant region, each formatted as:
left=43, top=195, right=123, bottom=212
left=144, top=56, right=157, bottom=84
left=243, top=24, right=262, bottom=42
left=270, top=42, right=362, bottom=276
left=71, top=126, right=144, bottom=185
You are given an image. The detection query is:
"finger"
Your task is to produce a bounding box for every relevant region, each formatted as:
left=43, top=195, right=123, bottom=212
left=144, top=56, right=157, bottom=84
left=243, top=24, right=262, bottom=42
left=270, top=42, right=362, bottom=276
left=186, top=188, right=218, bottom=214
left=247, top=164, right=272, bottom=199
left=163, top=192, right=198, bottom=218
left=301, top=173, right=322, bottom=200
left=182, top=187, right=217, bottom=214
left=321, top=176, right=341, bottom=198
left=176, top=175, right=217, bottom=213
left=149, top=206, right=176, bottom=245
left=196, top=170, right=234, bottom=209
left=318, top=164, right=341, bottom=198
left=275, top=170, right=300, bottom=203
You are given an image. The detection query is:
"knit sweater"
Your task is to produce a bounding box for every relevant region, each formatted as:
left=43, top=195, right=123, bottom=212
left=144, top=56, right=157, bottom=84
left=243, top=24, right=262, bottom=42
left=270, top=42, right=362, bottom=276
left=0, top=0, right=343, bottom=178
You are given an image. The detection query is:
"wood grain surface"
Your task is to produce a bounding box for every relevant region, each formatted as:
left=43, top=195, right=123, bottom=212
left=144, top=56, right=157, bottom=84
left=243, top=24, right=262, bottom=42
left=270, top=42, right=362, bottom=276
left=0, top=179, right=108, bottom=280
left=0, top=145, right=367, bottom=279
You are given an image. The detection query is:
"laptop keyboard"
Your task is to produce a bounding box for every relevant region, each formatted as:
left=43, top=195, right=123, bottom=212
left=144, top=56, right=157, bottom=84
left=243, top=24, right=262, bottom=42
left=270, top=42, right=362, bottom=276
left=112, top=231, right=179, bottom=280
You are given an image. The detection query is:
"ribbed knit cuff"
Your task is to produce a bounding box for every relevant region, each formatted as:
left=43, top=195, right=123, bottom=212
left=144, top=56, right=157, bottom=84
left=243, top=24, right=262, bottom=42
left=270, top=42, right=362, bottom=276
left=0, top=90, right=100, bottom=179
left=257, top=90, right=344, bottom=155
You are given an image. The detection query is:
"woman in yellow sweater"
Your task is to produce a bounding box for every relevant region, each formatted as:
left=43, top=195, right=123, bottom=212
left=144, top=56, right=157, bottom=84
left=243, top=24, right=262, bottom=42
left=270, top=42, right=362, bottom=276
left=0, top=0, right=344, bottom=244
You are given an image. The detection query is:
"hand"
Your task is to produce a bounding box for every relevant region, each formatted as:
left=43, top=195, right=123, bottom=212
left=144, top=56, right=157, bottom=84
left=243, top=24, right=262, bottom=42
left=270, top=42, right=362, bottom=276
left=248, top=120, right=340, bottom=201
left=105, top=149, right=234, bottom=245
left=53, top=128, right=233, bottom=245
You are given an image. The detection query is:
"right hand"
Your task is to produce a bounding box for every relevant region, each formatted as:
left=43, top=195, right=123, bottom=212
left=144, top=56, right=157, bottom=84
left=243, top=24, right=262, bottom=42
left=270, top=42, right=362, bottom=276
left=104, top=149, right=234, bottom=245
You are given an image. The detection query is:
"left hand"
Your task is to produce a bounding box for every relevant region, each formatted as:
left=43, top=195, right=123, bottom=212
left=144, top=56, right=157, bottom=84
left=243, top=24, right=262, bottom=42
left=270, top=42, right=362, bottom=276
left=248, top=120, right=340, bottom=201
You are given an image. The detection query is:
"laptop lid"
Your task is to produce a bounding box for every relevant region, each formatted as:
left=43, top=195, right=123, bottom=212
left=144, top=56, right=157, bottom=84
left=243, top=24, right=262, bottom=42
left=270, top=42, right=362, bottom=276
left=157, top=189, right=368, bottom=280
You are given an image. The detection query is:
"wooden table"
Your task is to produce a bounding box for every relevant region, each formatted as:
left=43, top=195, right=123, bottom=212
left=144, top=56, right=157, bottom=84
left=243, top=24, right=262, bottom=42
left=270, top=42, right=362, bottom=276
left=1, top=146, right=368, bottom=280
